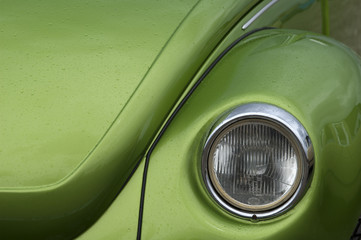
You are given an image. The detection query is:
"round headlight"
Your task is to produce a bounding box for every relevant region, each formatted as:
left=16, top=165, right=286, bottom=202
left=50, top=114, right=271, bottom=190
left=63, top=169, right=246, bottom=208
left=202, top=103, right=313, bottom=219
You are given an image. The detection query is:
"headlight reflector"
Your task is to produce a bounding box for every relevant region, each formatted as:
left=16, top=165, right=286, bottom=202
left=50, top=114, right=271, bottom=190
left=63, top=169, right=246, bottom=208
left=202, top=103, right=313, bottom=219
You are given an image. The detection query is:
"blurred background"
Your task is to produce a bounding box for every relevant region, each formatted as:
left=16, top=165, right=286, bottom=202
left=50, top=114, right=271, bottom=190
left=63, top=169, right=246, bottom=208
left=282, top=0, right=361, bottom=56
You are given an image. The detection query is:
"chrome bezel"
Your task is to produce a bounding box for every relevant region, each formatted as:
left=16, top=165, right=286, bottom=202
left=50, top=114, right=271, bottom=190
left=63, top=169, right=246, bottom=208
left=201, top=103, right=314, bottom=220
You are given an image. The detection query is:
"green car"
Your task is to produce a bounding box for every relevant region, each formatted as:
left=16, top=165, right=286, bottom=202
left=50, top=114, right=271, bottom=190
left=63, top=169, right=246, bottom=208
left=1, top=0, right=361, bottom=239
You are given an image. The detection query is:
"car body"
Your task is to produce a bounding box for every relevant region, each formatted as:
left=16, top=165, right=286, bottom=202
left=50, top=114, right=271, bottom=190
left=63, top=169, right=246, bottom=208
left=1, top=0, right=361, bottom=239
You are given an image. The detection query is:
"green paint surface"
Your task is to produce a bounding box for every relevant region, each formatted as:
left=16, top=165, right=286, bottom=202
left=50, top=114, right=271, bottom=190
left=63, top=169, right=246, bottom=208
left=142, top=29, right=361, bottom=240
left=0, top=0, right=258, bottom=238
left=1, top=0, right=360, bottom=239
left=0, top=0, right=195, bottom=188
left=77, top=161, right=145, bottom=240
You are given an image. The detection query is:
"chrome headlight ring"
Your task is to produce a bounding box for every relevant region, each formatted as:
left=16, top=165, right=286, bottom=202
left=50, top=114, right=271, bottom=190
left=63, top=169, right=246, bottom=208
left=202, top=103, right=314, bottom=220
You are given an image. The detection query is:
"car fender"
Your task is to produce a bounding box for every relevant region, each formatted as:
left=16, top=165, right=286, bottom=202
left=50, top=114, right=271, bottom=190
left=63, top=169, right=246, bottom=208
left=140, top=29, right=361, bottom=240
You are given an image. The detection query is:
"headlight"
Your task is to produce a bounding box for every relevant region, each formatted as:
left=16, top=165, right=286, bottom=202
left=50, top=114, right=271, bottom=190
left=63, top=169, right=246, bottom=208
left=202, top=103, right=314, bottom=219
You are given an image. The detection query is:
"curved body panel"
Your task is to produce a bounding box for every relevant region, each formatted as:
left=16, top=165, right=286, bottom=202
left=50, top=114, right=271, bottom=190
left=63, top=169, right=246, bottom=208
left=0, top=0, right=196, bottom=188
left=141, top=29, right=361, bottom=239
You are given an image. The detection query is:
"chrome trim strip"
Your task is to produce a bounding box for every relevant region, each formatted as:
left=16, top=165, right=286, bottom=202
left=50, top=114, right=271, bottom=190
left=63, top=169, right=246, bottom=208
left=201, top=103, right=314, bottom=220
left=242, top=0, right=279, bottom=30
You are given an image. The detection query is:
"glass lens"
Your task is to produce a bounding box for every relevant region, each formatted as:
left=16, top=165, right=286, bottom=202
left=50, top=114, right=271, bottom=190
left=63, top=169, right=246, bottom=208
left=209, top=120, right=300, bottom=211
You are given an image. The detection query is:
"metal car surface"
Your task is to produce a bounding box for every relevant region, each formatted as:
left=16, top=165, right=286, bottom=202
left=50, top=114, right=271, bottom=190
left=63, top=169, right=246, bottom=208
left=1, top=0, right=361, bottom=239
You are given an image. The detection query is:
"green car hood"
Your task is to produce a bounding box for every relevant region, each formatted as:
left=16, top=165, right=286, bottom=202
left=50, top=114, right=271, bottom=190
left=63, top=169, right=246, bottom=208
left=0, top=0, right=258, bottom=238
left=1, top=0, right=198, bottom=189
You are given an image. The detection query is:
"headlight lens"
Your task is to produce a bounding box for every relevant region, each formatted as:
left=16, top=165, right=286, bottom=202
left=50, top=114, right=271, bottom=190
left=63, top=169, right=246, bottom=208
left=202, top=103, right=313, bottom=219
left=209, top=119, right=301, bottom=211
